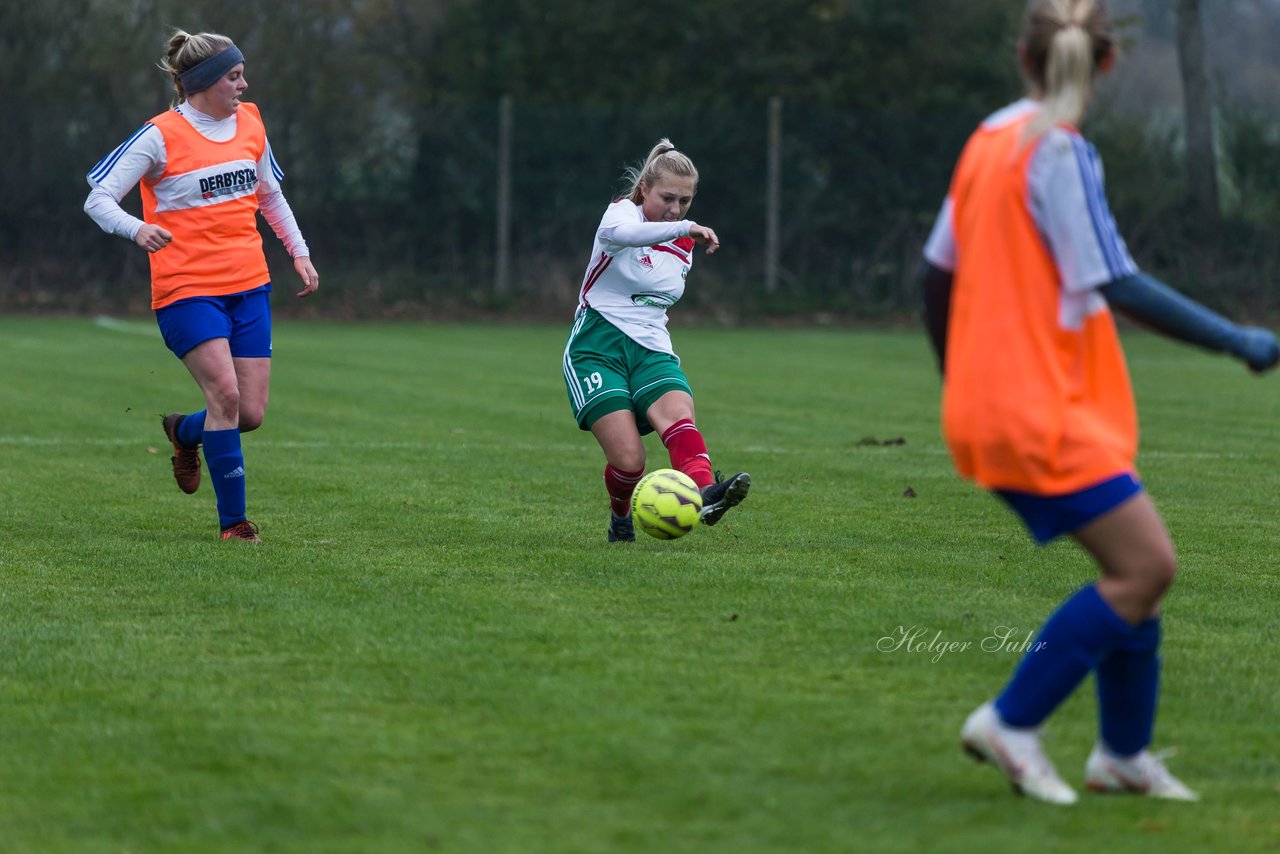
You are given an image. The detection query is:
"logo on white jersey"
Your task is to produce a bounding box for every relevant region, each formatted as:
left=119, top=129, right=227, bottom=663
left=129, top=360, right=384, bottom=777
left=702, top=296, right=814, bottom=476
left=637, top=254, right=654, bottom=271
left=200, top=167, right=259, bottom=199
left=630, top=292, right=676, bottom=309
left=152, top=159, right=260, bottom=212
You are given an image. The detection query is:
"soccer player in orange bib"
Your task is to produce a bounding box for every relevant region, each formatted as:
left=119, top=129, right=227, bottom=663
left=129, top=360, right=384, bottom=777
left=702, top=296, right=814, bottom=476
left=85, top=30, right=319, bottom=542
left=921, top=0, right=1278, bottom=804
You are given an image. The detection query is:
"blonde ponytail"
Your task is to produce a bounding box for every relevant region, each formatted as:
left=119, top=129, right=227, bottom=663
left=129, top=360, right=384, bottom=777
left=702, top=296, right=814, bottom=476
left=624, top=138, right=699, bottom=204
left=1021, top=0, right=1115, bottom=140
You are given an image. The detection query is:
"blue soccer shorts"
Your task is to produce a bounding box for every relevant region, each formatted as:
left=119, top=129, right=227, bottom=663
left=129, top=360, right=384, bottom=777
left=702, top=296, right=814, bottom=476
left=996, top=472, right=1144, bottom=545
left=155, top=284, right=273, bottom=359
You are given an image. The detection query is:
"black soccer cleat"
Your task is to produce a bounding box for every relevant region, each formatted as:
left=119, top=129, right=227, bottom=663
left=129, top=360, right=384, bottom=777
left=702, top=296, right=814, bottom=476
left=700, top=470, right=751, bottom=526
left=607, top=514, right=635, bottom=542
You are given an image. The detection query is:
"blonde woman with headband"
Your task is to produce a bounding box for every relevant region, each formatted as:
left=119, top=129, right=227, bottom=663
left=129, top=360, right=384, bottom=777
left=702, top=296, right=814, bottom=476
left=921, top=0, right=1277, bottom=804
left=562, top=139, right=750, bottom=542
left=84, top=30, right=320, bottom=543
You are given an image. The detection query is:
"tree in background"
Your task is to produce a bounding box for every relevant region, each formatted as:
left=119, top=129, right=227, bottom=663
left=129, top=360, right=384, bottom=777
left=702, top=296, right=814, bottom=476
left=1176, top=0, right=1219, bottom=220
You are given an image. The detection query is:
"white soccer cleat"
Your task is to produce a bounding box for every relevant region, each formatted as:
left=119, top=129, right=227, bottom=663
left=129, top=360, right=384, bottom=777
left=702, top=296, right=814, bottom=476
left=1084, top=743, right=1199, bottom=801
left=961, top=702, right=1079, bottom=805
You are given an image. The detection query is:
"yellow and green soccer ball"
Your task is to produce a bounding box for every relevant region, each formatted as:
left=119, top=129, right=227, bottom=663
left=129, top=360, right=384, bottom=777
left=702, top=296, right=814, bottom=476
left=632, top=468, right=703, bottom=539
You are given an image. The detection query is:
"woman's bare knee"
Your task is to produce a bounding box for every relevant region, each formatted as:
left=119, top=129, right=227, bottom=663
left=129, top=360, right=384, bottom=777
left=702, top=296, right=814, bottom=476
left=590, top=410, right=646, bottom=472
left=646, top=391, right=695, bottom=436
left=239, top=408, right=265, bottom=432
left=206, top=386, right=240, bottom=422
left=1144, top=546, right=1178, bottom=598
left=610, top=448, right=646, bottom=472
left=1075, top=492, right=1179, bottom=620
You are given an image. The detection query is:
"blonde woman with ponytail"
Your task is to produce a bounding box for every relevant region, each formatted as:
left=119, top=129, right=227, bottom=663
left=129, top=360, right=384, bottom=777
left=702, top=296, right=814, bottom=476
left=84, top=30, right=319, bottom=543
left=921, top=0, right=1277, bottom=804
left=562, top=139, right=750, bottom=542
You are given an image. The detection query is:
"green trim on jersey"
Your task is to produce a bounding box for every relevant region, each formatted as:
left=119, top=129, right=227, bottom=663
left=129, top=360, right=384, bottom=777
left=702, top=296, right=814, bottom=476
left=563, top=308, right=692, bottom=435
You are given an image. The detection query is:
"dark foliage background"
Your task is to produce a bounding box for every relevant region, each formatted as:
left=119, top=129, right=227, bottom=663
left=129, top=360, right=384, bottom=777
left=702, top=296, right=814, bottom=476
left=4, top=0, right=1278, bottom=321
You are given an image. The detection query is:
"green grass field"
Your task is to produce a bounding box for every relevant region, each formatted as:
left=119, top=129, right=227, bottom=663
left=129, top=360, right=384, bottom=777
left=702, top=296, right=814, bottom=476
left=1, top=316, right=1277, bottom=852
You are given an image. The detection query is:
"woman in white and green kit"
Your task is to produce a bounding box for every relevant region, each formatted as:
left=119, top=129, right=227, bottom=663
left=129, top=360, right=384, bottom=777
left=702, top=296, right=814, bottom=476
left=562, top=139, right=750, bottom=542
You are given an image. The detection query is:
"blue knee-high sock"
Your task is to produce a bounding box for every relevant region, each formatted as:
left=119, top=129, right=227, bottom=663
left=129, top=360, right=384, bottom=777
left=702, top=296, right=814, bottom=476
left=995, top=585, right=1135, bottom=728
left=175, top=410, right=207, bottom=448
left=202, top=427, right=246, bottom=529
left=1096, top=616, right=1161, bottom=756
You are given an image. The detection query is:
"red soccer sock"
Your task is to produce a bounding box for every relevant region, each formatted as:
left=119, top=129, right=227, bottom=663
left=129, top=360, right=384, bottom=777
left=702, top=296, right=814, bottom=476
left=604, top=464, right=645, bottom=518
left=660, top=418, right=714, bottom=488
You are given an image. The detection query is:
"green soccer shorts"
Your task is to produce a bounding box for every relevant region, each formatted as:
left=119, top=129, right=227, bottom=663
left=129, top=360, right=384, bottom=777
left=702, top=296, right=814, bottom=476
left=562, top=308, right=692, bottom=435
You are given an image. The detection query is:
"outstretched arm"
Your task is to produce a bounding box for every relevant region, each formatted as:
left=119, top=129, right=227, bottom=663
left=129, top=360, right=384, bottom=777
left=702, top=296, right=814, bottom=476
left=599, top=219, right=694, bottom=248
left=1100, top=272, right=1279, bottom=373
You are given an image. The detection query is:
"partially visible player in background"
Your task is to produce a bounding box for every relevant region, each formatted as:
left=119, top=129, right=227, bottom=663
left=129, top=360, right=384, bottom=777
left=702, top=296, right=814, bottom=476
left=84, top=29, right=319, bottom=542
left=921, top=0, right=1278, bottom=804
left=562, top=139, right=750, bottom=542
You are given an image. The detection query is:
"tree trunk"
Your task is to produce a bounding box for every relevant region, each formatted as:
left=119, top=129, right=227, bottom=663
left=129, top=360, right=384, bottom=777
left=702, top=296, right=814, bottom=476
left=1176, top=0, right=1219, bottom=219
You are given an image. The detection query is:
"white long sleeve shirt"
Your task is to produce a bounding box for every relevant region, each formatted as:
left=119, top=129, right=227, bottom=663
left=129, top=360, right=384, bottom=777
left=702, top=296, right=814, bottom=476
left=576, top=198, right=696, bottom=355
left=924, top=99, right=1137, bottom=330
left=84, top=102, right=310, bottom=259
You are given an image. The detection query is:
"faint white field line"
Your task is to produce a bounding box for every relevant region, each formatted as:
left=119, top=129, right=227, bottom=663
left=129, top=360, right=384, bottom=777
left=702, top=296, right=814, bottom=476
left=742, top=444, right=1252, bottom=460
left=94, top=315, right=160, bottom=337
left=1139, top=450, right=1255, bottom=459
left=0, top=437, right=419, bottom=449
left=0, top=435, right=586, bottom=452
left=1, top=436, right=1254, bottom=460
